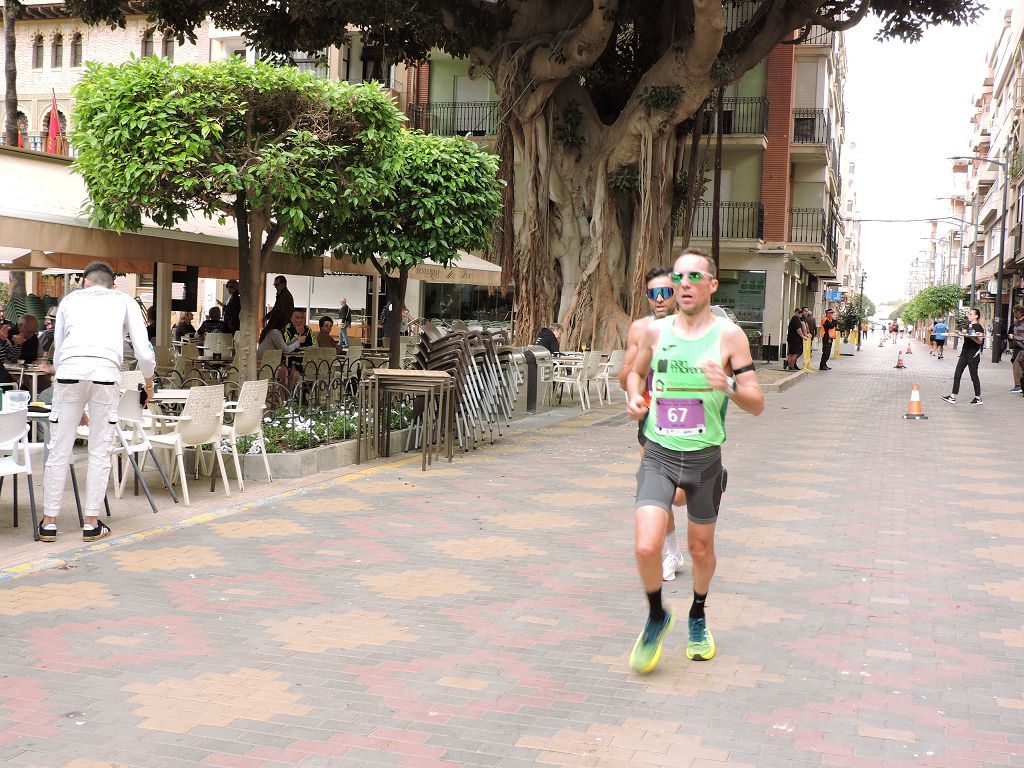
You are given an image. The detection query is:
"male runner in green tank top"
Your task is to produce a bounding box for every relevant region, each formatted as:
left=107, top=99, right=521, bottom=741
left=625, top=248, right=764, bottom=672
left=619, top=266, right=688, bottom=582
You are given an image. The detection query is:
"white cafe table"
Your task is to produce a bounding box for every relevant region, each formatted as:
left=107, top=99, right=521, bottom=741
left=150, top=389, right=190, bottom=404
left=4, top=364, right=49, bottom=400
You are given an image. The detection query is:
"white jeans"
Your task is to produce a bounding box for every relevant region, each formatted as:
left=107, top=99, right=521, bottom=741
left=43, top=380, right=119, bottom=518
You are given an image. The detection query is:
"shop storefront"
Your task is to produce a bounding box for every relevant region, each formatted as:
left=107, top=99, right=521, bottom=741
left=714, top=269, right=766, bottom=345
left=422, top=282, right=513, bottom=328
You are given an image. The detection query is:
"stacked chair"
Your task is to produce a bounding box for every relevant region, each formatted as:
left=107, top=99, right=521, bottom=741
left=409, top=322, right=523, bottom=452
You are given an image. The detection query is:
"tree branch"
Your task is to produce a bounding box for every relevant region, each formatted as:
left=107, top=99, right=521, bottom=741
left=602, top=0, right=724, bottom=168
left=809, top=0, right=871, bottom=31
left=529, top=0, right=621, bottom=83
left=729, top=5, right=814, bottom=79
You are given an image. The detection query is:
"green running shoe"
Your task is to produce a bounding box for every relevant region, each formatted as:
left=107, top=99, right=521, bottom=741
left=629, top=612, right=673, bottom=674
left=686, top=616, right=715, bottom=660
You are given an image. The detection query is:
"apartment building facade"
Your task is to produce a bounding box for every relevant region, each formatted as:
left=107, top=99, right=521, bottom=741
left=0, top=3, right=419, bottom=151
left=1, top=1, right=212, bottom=150
left=958, top=4, right=1024, bottom=339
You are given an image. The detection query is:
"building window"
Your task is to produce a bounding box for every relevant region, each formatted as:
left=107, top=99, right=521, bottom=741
left=70, top=33, right=83, bottom=66
left=52, top=34, right=63, bottom=68
left=141, top=29, right=155, bottom=57
left=361, top=46, right=390, bottom=86
left=32, top=35, right=44, bottom=68
left=292, top=49, right=328, bottom=77
left=162, top=33, right=174, bottom=62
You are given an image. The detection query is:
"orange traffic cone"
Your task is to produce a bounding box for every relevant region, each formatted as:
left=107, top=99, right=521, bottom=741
left=895, top=351, right=906, bottom=369
left=903, top=384, right=928, bottom=419
left=906, top=343, right=913, bottom=355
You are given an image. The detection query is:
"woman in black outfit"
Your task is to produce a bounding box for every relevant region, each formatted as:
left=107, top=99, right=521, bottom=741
left=943, top=308, right=985, bottom=405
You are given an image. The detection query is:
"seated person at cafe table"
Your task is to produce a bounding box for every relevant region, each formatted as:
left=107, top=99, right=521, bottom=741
left=258, top=310, right=307, bottom=387
left=195, top=306, right=228, bottom=340
left=38, top=306, right=57, bottom=359
left=316, top=316, right=338, bottom=349
left=0, top=313, right=40, bottom=365
left=534, top=323, right=563, bottom=355
left=284, top=309, right=314, bottom=372
left=173, top=311, right=197, bottom=341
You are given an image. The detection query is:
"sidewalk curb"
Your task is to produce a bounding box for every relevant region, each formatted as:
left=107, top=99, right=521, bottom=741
left=763, top=368, right=810, bottom=393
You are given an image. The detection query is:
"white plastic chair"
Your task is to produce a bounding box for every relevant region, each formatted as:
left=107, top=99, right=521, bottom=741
left=582, top=350, right=608, bottom=406
left=110, top=388, right=179, bottom=509
left=148, top=385, right=230, bottom=506
left=222, top=380, right=272, bottom=491
left=0, top=409, right=39, bottom=539
left=551, top=351, right=596, bottom=411
left=594, top=349, right=627, bottom=403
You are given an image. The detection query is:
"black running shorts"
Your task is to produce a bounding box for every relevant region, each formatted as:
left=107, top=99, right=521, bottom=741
left=637, top=415, right=647, bottom=447
left=635, top=441, right=724, bottom=524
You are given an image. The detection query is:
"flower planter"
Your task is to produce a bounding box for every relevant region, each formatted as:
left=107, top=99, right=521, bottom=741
left=218, top=427, right=411, bottom=480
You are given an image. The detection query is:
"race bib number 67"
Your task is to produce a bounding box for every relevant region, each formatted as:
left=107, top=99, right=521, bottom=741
left=653, top=398, right=706, bottom=435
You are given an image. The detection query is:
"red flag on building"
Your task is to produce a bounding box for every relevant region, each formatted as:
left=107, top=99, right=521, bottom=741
left=46, top=93, right=60, bottom=153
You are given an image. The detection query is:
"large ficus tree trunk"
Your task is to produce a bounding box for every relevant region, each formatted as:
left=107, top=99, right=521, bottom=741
left=480, top=0, right=814, bottom=349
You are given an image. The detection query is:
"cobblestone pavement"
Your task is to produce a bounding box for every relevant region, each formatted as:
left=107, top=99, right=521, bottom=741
left=1, top=334, right=1022, bottom=767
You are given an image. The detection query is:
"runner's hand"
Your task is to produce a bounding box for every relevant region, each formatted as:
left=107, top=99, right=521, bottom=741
left=626, top=394, right=648, bottom=421
left=700, top=359, right=730, bottom=392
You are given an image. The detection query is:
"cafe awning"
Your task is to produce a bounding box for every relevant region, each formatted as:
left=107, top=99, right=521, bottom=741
left=0, top=147, right=321, bottom=278
left=326, top=251, right=502, bottom=287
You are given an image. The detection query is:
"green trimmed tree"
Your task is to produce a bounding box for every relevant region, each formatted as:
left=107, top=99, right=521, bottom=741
left=70, top=0, right=985, bottom=347
left=293, top=130, right=503, bottom=368
left=70, top=56, right=404, bottom=378
left=902, top=284, right=965, bottom=328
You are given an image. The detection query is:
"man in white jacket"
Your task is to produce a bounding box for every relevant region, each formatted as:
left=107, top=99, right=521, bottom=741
left=38, top=262, right=156, bottom=543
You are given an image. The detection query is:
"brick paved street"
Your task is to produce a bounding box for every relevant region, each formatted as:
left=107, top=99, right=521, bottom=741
left=1, top=334, right=1023, bottom=767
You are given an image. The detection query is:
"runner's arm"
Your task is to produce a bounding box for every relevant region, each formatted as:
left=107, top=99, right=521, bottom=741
left=625, top=326, right=657, bottom=420
left=618, top=320, right=642, bottom=391
left=701, top=325, right=764, bottom=416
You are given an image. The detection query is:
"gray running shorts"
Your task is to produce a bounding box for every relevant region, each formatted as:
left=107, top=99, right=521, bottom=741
left=635, top=441, right=724, bottom=524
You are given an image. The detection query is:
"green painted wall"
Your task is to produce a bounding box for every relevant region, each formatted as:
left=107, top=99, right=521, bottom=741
left=428, top=51, right=496, bottom=102
left=727, top=151, right=763, bottom=201
left=736, top=61, right=767, bottom=98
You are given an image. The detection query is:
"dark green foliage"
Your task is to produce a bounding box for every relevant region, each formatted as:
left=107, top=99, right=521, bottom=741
left=553, top=100, right=586, bottom=155
left=608, top=165, right=639, bottom=194
left=640, top=85, right=683, bottom=114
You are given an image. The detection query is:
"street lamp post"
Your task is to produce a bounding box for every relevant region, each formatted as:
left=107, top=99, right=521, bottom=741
left=856, top=270, right=867, bottom=351
left=949, top=153, right=1008, bottom=363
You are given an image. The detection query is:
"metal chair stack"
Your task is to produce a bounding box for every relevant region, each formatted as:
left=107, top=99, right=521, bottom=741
left=410, top=323, right=522, bottom=452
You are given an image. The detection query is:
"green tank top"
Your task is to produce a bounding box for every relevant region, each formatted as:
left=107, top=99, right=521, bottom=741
left=643, top=315, right=728, bottom=451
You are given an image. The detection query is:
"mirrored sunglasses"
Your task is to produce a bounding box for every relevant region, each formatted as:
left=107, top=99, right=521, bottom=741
left=646, top=286, right=673, bottom=301
left=670, top=270, right=710, bottom=284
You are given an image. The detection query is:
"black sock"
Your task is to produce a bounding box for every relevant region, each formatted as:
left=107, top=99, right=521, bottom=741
left=646, top=589, right=666, bottom=623
left=689, top=591, right=707, bottom=620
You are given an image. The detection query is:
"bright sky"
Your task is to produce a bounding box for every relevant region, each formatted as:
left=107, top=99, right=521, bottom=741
left=844, top=2, right=1014, bottom=305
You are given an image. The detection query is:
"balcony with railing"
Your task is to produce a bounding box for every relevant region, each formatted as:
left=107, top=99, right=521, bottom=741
left=406, top=101, right=500, bottom=136
left=702, top=97, right=769, bottom=136
left=788, top=207, right=838, bottom=273
left=724, top=1, right=759, bottom=32
left=797, top=25, right=834, bottom=46
left=792, top=109, right=831, bottom=144
left=685, top=202, right=765, bottom=240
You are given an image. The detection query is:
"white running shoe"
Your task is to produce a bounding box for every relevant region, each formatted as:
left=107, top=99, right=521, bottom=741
left=662, top=552, right=685, bottom=582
